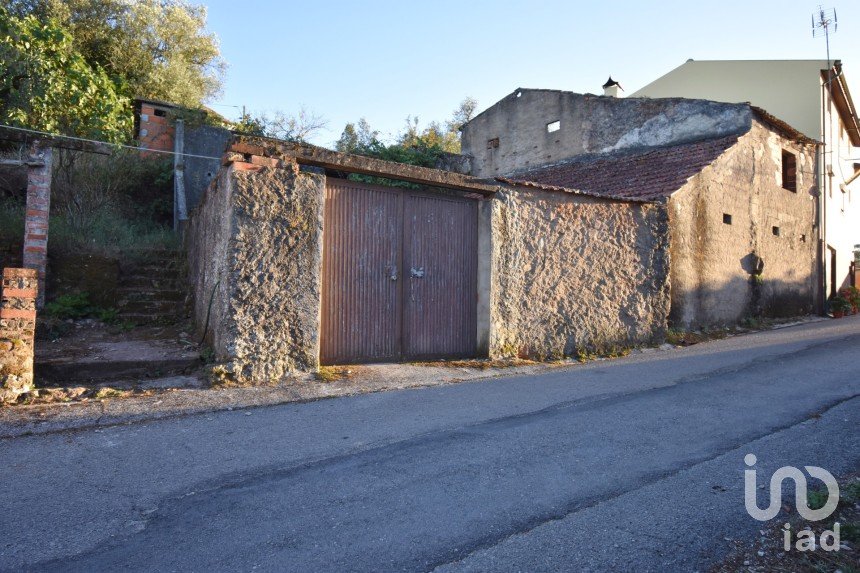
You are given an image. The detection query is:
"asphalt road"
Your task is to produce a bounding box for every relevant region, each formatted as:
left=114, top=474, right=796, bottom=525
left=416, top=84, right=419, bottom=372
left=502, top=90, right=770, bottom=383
left=1, top=317, right=859, bottom=572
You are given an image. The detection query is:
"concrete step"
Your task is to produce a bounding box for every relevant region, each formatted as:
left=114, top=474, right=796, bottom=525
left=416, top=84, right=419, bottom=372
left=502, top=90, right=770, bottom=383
left=37, top=356, right=202, bottom=386
left=118, top=276, right=184, bottom=290
left=114, top=312, right=188, bottom=325
left=116, top=300, right=184, bottom=314
left=116, top=289, right=186, bottom=302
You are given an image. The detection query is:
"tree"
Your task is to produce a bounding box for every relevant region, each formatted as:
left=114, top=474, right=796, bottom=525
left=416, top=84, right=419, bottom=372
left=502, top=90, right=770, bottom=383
left=3, top=0, right=225, bottom=107
left=333, top=97, right=479, bottom=167
left=233, top=107, right=328, bottom=143
left=335, top=118, right=379, bottom=154
left=0, top=7, right=130, bottom=142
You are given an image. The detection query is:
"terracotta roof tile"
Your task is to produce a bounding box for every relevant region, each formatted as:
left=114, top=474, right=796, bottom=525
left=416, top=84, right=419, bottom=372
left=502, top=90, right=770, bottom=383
left=497, top=135, right=740, bottom=202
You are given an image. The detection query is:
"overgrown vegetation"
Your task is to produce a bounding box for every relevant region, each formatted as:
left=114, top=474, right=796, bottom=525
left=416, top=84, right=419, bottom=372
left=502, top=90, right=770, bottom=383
left=0, top=146, right=178, bottom=256
left=3, top=0, right=225, bottom=116
left=0, top=5, right=130, bottom=142
left=331, top=98, right=478, bottom=181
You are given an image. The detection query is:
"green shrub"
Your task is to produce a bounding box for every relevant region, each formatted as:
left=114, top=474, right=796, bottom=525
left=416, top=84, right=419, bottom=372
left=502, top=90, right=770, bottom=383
left=44, top=292, right=121, bottom=324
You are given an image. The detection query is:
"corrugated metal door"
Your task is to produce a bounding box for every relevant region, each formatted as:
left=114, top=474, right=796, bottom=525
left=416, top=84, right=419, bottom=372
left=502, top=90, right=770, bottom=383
left=321, top=179, right=478, bottom=364
left=403, top=194, right=478, bottom=359
left=321, top=180, right=402, bottom=364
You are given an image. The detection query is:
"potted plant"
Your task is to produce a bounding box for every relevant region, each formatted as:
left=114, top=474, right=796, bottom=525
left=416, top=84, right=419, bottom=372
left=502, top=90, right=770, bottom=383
left=828, top=294, right=852, bottom=318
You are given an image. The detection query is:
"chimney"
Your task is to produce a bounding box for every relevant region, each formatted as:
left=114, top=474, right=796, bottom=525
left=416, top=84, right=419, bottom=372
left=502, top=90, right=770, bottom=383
left=602, top=76, right=624, bottom=98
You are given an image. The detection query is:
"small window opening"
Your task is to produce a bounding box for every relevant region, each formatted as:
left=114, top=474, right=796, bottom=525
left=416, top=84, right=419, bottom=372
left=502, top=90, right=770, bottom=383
left=487, top=137, right=499, bottom=150
left=772, top=226, right=781, bottom=237
left=546, top=120, right=561, bottom=133
left=154, top=108, right=167, bottom=117
left=800, top=234, right=807, bottom=243
left=781, top=150, right=797, bottom=192
left=722, top=213, right=732, bottom=225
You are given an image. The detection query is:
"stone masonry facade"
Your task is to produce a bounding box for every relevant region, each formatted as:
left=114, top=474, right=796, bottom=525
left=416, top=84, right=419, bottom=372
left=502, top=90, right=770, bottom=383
left=669, top=120, right=818, bottom=327
left=487, top=189, right=670, bottom=359
left=0, top=268, right=37, bottom=403
left=186, top=154, right=325, bottom=384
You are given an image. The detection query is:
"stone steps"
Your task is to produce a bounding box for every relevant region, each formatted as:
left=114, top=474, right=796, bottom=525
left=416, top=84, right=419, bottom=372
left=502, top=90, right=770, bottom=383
left=37, top=357, right=202, bottom=386
left=113, top=249, right=187, bottom=325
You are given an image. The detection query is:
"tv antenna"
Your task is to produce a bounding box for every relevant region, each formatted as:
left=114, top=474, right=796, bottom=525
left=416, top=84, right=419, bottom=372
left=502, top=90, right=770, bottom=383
left=812, top=6, right=838, bottom=83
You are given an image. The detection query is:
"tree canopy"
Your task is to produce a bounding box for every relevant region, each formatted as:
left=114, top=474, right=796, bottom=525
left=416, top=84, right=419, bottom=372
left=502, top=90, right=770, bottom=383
left=3, top=0, right=225, bottom=107
left=0, top=6, right=130, bottom=142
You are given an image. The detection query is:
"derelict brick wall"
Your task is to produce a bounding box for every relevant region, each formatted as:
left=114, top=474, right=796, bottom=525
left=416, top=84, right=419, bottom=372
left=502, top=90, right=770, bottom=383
left=462, top=90, right=751, bottom=178
left=186, top=164, right=325, bottom=381
left=488, top=188, right=670, bottom=359
left=1, top=268, right=37, bottom=402
left=668, top=121, right=817, bottom=328
left=23, top=146, right=52, bottom=307
left=138, top=103, right=175, bottom=152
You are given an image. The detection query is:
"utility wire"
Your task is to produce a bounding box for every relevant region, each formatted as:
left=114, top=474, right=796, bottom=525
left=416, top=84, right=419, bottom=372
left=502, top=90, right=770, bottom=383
left=0, top=123, right=226, bottom=161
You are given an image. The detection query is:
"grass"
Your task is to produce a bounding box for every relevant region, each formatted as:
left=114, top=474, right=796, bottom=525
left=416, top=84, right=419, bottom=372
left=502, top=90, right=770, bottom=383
left=0, top=199, right=179, bottom=259
left=315, top=366, right=353, bottom=383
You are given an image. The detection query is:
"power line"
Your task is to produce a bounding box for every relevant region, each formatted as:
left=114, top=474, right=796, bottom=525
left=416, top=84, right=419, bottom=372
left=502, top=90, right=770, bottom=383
left=0, top=123, right=226, bottom=161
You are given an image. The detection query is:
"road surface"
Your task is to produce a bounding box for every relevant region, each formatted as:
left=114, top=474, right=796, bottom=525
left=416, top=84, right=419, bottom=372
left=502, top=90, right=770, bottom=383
left=1, top=317, right=858, bottom=572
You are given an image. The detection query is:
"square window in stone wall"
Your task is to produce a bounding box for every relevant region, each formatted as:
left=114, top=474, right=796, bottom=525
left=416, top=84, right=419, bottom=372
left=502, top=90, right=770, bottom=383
left=772, top=226, right=781, bottom=237
left=723, top=213, right=732, bottom=225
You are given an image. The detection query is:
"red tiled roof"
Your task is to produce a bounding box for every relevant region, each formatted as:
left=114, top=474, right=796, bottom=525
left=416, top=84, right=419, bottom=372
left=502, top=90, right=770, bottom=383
left=497, top=135, right=741, bottom=202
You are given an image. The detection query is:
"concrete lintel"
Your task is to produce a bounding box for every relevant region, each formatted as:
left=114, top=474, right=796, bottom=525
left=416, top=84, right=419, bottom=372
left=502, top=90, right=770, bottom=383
left=230, top=136, right=498, bottom=196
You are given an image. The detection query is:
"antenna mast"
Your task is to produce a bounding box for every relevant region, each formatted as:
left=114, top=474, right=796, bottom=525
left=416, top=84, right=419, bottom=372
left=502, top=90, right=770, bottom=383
left=812, top=6, right=837, bottom=85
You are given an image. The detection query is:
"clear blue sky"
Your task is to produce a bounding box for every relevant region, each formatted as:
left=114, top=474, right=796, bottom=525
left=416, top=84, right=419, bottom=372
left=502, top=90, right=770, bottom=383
left=203, top=0, right=860, bottom=147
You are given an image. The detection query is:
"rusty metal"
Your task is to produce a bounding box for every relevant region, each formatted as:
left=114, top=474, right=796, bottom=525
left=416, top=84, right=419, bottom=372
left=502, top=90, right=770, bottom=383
left=321, top=179, right=402, bottom=364
left=321, top=179, right=478, bottom=364
left=402, top=193, right=478, bottom=360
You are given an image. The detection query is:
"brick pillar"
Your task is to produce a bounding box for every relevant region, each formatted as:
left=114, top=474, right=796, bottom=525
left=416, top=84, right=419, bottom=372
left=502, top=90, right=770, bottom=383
left=0, top=268, right=38, bottom=403
left=23, top=142, right=52, bottom=308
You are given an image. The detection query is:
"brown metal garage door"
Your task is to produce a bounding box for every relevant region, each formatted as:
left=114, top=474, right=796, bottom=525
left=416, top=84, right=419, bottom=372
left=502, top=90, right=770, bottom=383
left=321, top=179, right=477, bottom=364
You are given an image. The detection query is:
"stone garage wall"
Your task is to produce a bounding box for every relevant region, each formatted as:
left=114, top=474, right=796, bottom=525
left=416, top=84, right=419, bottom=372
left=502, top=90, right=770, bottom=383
left=669, top=120, right=817, bottom=328
left=186, top=161, right=325, bottom=382
left=487, top=187, right=670, bottom=359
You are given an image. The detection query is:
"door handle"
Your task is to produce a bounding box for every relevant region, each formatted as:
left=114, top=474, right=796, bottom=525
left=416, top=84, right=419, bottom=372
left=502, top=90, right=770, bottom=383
left=389, top=265, right=398, bottom=281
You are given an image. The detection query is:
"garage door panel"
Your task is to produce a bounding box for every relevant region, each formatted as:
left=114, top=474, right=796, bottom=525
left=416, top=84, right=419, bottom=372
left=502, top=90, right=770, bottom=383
left=322, top=179, right=477, bottom=365
left=321, top=181, right=402, bottom=364
left=403, top=194, right=478, bottom=359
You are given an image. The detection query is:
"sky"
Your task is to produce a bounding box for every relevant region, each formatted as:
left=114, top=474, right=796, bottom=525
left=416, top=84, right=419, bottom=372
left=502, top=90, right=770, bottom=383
left=202, top=0, right=860, bottom=147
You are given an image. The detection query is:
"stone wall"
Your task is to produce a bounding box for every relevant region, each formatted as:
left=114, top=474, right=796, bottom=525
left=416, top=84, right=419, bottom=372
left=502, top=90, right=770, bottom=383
left=1, top=268, right=37, bottom=403
left=461, top=89, right=751, bottom=178
left=487, top=187, right=670, bottom=358
left=186, top=160, right=325, bottom=382
left=669, top=120, right=817, bottom=328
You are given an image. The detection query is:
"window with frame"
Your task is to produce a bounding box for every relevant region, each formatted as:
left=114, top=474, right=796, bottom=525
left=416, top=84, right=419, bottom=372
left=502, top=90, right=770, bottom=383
left=781, top=150, right=797, bottom=192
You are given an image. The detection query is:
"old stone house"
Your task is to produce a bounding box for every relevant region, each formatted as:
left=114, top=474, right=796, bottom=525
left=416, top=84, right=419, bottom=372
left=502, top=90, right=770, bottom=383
left=461, top=89, right=819, bottom=329
left=632, top=59, right=860, bottom=300
left=185, top=90, right=818, bottom=381
left=186, top=139, right=671, bottom=381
